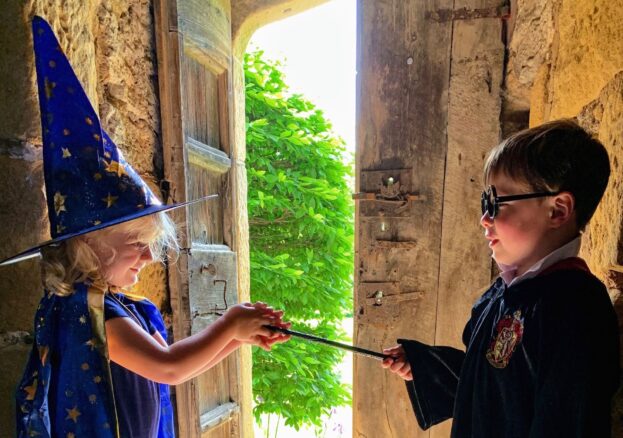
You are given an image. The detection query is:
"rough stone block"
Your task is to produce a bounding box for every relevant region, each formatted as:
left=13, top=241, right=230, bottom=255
left=0, top=2, right=40, bottom=140
left=505, top=0, right=555, bottom=112
left=95, top=0, right=161, bottom=177
left=578, top=72, right=623, bottom=281
left=0, top=152, right=47, bottom=332
left=0, top=332, right=33, bottom=438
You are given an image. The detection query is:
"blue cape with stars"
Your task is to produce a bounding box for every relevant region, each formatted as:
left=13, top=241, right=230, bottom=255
left=15, top=282, right=175, bottom=438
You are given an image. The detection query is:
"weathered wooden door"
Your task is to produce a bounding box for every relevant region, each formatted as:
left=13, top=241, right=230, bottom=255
left=154, top=0, right=244, bottom=436
left=354, top=0, right=504, bottom=437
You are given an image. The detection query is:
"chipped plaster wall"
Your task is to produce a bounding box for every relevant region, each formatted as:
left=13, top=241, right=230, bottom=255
left=506, top=0, right=623, bottom=433
left=0, top=1, right=166, bottom=434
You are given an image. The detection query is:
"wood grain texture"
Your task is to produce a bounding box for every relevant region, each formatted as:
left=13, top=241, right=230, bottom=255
left=432, top=14, right=504, bottom=438
left=355, top=0, right=453, bottom=436
left=181, top=55, right=222, bottom=148
left=229, top=49, right=254, bottom=438
left=355, top=1, right=504, bottom=436
left=435, top=17, right=503, bottom=350
left=154, top=1, right=199, bottom=435
left=155, top=0, right=243, bottom=436
left=189, top=249, right=240, bottom=437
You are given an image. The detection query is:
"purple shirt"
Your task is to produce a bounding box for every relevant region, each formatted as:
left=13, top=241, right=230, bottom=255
left=105, top=293, right=161, bottom=438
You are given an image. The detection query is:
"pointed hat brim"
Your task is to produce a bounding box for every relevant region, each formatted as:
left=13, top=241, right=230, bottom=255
left=0, top=194, right=218, bottom=266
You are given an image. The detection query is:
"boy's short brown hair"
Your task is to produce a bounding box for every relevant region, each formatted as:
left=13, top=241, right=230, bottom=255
left=484, top=119, right=610, bottom=231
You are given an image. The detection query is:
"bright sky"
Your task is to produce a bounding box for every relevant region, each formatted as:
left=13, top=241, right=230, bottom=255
left=249, top=0, right=357, bottom=152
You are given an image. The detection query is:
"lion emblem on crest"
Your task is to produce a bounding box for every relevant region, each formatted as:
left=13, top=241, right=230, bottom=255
left=486, top=310, right=524, bottom=369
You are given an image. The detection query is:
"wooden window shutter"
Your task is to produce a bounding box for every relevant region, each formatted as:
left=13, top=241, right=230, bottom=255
left=154, top=0, right=243, bottom=436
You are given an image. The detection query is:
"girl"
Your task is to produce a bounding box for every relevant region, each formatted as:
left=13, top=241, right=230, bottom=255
left=11, top=16, right=289, bottom=437
left=23, top=211, right=289, bottom=437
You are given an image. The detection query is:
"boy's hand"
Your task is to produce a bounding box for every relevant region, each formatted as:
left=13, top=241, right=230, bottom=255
left=381, top=345, right=413, bottom=381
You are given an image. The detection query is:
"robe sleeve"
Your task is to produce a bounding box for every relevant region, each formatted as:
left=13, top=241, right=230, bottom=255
left=398, top=338, right=465, bottom=430
left=528, top=283, right=620, bottom=437
left=395, top=283, right=498, bottom=430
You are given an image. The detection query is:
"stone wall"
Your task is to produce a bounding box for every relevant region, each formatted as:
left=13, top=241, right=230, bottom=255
left=506, top=0, right=623, bottom=433
left=0, top=1, right=165, bottom=434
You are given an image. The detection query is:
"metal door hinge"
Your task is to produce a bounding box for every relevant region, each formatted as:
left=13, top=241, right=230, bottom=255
left=426, top=5, right=511, bottom=22
left=353, top=176, right=426, bottom=203
left=365, top=290, right=424, bottom=307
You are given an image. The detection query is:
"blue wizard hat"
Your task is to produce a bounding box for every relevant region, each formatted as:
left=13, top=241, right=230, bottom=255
left=0, top=16, right=215, bottom=266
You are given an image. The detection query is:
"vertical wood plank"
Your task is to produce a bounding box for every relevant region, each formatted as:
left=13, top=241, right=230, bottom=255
left=354, top=0, right=453, bottom=436
left=217, top=74, right=232, bottom=157
left=229, top=48, right=253, bottom=438
left=218, top=44, right=242, bottom=438
left=432, top=9, right=505, bottom=438
left=181, top=54, right=222, bottom=148
left=159, top=1, right=243, bottom=437
left=153, top=0, right=200, bottom=436
left=435, top=14, right=504, bottom=351
left=188, top=250, right=238, bottom=428
left=188, top=165, right=225, bottom=245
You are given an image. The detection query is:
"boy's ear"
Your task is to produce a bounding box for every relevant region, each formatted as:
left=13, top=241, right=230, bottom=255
left=549, top=192, right=575, bottom=227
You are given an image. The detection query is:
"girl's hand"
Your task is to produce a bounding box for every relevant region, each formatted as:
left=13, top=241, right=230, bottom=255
left=246, top=302, right=292, bottom=350
left=222, top=302, right=276, bottom=342
left=248, top=327, right=291, bottom=351
left=381, top=345, right=412, bottom=381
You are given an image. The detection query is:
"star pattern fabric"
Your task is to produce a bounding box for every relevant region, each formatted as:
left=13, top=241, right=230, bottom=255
left=15, top=282, right=175, bottom=438
left=0, top=16, right=216, bottom=266
left=32, top=16, right=163, bottom=240
left=16, top=283, right=118, bottom=437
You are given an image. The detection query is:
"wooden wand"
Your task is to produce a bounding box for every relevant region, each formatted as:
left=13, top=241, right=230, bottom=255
left=266, top=325, right=389, bottom=361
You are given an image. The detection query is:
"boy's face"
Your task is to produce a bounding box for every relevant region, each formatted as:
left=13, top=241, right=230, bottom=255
left=90, top=230, right=154, bottom=288
left=480, top=173, right=553, bottom=273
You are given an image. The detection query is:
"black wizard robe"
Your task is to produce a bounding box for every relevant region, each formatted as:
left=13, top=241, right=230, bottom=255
left=400, top=258, right=620, bottom=437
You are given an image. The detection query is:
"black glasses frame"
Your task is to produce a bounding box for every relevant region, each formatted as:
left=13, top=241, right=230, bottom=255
left=481, top=185, right=560, bottom=219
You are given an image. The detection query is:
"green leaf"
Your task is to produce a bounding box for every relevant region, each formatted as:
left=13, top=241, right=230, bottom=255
left=245, top=49, right=353, bottom=433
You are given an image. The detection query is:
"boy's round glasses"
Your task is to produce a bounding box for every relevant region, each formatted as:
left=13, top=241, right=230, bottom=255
left=481, top=185, right=560, bottom=219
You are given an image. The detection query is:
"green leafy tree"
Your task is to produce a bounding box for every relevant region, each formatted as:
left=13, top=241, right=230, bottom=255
left=245, top=49, right=354, bottom=432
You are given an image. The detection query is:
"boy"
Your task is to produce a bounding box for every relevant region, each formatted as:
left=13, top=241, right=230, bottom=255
left=382, top=120, right=620, bottom=437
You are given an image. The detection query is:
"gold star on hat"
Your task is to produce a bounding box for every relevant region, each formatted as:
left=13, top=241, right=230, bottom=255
left=54, top=191, right=67, bottom=215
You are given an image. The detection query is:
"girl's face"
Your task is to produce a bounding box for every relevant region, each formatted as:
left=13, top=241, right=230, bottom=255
left=89, top=230, right=154, bottom=288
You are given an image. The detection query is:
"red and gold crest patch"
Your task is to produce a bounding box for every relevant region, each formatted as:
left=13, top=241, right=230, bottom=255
left=486, top=310, right=524, bottom=369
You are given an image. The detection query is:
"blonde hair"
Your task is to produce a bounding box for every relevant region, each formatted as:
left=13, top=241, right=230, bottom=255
left=41, top=212, right=178, bottom=296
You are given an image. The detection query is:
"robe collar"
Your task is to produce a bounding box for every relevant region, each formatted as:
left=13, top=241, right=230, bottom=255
left=497, top=236, right=583, bottom=287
